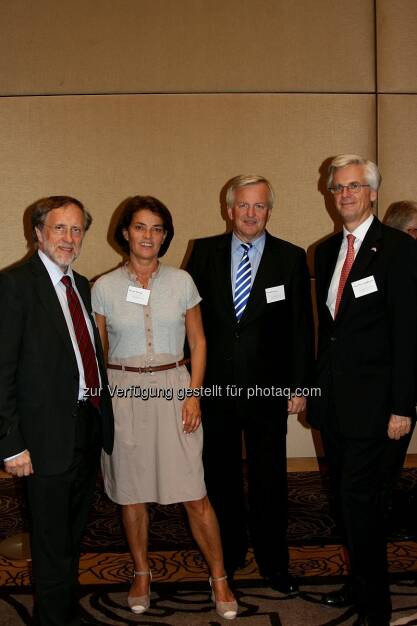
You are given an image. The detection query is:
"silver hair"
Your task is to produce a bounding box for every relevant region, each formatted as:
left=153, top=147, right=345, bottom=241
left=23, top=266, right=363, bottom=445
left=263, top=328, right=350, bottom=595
left=327, top=154, right=381, bottom=191
left=225, top=175, right=275, bottom=209
left=384, top=200, right=417, bottom=232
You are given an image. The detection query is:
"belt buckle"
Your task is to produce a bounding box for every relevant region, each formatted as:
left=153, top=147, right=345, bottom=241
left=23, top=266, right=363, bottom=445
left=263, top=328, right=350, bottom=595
left=140, top=365, right=153, bottom=374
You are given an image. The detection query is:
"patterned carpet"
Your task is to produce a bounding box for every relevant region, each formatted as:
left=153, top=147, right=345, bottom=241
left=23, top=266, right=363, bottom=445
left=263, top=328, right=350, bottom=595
left=2, top=468, right=416, bottom=552
left=1, top=468, right=417, bottom=624
left=2, top=580, right=417, bottom=625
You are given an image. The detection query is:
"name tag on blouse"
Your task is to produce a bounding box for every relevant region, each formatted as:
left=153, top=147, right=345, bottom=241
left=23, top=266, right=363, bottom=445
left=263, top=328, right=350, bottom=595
left=126, top=286, right=150, bottom=305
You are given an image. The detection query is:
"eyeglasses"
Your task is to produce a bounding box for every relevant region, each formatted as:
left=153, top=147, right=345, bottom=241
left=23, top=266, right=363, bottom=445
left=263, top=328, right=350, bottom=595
left=43, top=224, right=84, bottom=237
left=328, top=183, right=370, bottom=195
left=236, top=202, right=268, bottom=211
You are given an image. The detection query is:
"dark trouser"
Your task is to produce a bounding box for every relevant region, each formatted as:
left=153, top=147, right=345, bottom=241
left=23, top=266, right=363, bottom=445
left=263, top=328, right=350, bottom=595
left=26, top=402, right=101, bottom=626
left=202, top=413, right=289, bottom=576
left=380, top=421, right=415, bottom=515
left=320, top=424, right=391, bottom=622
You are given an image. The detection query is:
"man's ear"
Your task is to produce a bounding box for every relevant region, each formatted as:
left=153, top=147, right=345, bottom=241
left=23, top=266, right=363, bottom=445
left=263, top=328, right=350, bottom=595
left=35, top=226, right=43, bottom=243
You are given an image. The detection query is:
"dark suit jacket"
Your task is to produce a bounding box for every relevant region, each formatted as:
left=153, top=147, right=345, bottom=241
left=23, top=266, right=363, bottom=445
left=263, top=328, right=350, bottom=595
left=309, top=217, right=417, bottom=438
left=0, top=253, right=114, bottom=474
left=186, top=231, right=314, bottom=422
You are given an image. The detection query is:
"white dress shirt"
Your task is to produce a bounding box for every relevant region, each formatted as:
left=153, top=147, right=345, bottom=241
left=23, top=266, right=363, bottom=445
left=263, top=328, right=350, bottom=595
left=326, top=214, right=374, bottom=319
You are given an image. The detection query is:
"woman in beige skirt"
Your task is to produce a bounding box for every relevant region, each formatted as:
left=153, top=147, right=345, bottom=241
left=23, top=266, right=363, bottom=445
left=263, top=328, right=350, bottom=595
left=92, top=195, right=237, bottom=620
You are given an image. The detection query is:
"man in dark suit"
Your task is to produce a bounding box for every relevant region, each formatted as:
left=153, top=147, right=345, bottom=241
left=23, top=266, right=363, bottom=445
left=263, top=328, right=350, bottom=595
left=310, top=156, right=417, bottom=625
left=186, top=175, right=314, bottom=593
left=381, top=200, right=417, bottom=537
left=0, top=196, right=114, bottom=626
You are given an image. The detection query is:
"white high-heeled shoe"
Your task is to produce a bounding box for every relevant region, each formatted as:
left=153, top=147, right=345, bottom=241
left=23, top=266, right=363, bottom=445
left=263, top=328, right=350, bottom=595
left=209, top=574, right=238, bottom=620
left=127, top=570, right=152, bottom=614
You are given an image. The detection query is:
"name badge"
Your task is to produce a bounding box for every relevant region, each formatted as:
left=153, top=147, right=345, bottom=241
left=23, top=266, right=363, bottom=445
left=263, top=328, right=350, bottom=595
left=126, top=285, right=150, bottom=305
left=351, top=275, right=378, bottom=298
left=265, top=285, right=285, bottom=303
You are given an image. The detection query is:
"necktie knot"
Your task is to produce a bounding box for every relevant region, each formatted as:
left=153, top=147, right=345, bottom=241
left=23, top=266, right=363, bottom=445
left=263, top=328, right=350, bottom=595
left=347, top=233, right=355, bottom=249
left=241, top=243, right=252, bottom=255
left=61, top=275, right=72, bottom=289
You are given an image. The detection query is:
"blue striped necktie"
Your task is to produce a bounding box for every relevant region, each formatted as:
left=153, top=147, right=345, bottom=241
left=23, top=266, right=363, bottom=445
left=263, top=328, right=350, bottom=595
left=234, top=243, right=252, bottom=321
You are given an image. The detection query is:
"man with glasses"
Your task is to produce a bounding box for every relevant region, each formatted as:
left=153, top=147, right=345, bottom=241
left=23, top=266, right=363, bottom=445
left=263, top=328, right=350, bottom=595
left=0, top=196, right=114, bottom=626
left=309, top=155, right=417, bottom=625
left=186, top=175, right=314, bottom=593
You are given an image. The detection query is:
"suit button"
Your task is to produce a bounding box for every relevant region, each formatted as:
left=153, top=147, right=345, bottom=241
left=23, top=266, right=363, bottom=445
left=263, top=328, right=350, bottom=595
left=330, top=336, right=336, bottom=342
left=234, top=331, right=239, bottom=339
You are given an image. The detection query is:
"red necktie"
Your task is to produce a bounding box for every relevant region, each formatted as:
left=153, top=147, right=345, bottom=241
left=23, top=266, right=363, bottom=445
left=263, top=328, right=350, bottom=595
left=334, top=233, right=356, bottom=318
left=61, top=275, right=100, bottom=408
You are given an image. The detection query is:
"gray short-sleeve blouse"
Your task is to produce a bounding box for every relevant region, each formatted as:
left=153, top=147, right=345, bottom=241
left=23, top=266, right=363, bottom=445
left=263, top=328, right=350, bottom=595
left=92, top=264, right=201, bottom=362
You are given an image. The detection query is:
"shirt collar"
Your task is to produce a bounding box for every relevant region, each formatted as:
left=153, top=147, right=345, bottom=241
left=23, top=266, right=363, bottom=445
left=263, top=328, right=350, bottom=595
left=232, top=231, right=266, bottom=254
left=38, top=249, right=75, bottom=287
left=343, top=214, right=374, bottom=243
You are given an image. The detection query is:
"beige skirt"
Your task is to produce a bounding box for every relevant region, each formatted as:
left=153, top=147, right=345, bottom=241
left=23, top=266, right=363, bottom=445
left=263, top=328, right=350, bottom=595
left=102, top=363, right=206, bottom=505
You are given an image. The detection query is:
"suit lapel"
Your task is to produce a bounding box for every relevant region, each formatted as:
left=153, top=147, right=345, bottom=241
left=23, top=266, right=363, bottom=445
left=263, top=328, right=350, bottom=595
left=319, top=233, right=343, bottom=306
left=315, top=233, right=342, bottom=326
left=74, top=272, right=95, bottom=329
left=337, top=217, right=382, bottom=319
left=214, top=233, right=236, bottom=320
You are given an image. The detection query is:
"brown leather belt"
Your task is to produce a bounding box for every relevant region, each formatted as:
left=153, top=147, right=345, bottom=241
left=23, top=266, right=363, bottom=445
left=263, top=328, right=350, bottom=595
left=107, top=358, right=190, bottom=374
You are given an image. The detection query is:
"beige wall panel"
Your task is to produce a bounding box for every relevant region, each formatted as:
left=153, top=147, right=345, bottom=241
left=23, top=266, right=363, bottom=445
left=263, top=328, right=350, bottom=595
left=378, top=96, right=417, bottom=213
left=377, top=0, right=417, bottom=93
left=0, top=0, right=374, bottom=95
left=0, top=94, right=375, bottom=280
left=287, top=416, right=323, bottom=458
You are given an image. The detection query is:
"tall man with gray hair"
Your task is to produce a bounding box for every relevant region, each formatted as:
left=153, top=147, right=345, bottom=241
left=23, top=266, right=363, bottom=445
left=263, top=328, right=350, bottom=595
left=310, top=156, right=417, bottom=625
left=187, top=175, right=314, bottom=593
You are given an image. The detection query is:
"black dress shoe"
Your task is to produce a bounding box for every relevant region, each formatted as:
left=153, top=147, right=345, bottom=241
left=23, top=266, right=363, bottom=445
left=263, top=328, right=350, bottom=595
left=267, top=572, right=298, bottom=594
left=353, top=616, right=390, bottom=626
left=388, top=526, right=417, bottom=541
left=321, top=583, right=355, bottom=607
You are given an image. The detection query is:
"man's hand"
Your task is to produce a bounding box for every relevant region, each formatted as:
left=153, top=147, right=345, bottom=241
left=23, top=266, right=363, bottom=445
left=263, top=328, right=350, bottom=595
left=288, top=396, right=306, bottom=414
left=387, top=414, right=412, bottom=440
left=4, top=450, right=33, bottom=477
